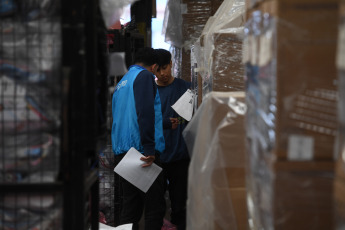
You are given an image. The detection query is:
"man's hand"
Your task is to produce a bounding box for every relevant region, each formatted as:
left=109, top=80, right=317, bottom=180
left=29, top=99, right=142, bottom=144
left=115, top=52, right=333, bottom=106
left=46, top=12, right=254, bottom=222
left=170, top=118, right=179, bottom=130
left=140, top=155, right=156, bottom=167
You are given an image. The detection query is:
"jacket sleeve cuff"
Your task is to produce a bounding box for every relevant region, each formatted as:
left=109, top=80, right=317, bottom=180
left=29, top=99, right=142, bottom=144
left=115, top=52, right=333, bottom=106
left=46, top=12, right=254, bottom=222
left=163, top=118, right=172, bottom=129
left=143, top=144, right=156, bottom=156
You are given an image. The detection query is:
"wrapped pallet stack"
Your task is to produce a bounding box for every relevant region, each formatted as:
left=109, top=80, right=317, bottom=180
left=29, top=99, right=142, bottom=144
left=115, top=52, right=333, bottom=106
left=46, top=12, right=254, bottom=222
left=191, top=0, right=246, bottom=105
left=335, top=1, right=345, bottom=229
left=183, top=92, right=247, bottom=230
left=180, top=0, right=224, bottom=82
left=244, top=0, right=339, bottom=229
left=184, top=1, right=249, bottom=229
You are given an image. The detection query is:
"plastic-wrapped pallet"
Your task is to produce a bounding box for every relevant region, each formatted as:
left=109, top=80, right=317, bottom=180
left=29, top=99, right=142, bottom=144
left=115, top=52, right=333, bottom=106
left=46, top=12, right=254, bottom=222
left=335, top=1, right=345, bottom=229
left=192, top=0, right=245, bottom=102
left=183, top=91, right=247, bottom=230
left=244, top=1, right=339, bottom=229
left=163, top=0, right=224, bottom=82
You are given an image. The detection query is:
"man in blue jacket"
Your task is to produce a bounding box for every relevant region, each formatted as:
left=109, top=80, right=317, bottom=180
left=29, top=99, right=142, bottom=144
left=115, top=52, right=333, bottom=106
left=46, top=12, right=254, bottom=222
left=155, top=48, right=191, bottom=230
left=111, top=47, right=166, bottom=230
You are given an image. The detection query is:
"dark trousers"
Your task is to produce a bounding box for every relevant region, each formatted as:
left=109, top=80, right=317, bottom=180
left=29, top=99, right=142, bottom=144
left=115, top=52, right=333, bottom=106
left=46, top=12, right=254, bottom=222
left=162, top=158, right=190, bottom=230
left=117, top=153, right=166, bottom=230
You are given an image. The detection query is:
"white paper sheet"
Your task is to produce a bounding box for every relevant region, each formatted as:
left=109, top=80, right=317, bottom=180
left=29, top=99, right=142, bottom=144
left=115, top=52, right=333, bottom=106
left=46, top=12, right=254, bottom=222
left=171, top=89, right=194, bottom=121
left=99, top=223, right=132, bottom=230
left=288, top=135, right=314, bottom=161
left=114, top=147, right=162, bottom=193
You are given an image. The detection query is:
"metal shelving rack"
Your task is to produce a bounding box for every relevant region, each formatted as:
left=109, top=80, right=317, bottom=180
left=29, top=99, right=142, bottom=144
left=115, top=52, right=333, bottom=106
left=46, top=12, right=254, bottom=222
left=0, top=0, right=108, bottom=229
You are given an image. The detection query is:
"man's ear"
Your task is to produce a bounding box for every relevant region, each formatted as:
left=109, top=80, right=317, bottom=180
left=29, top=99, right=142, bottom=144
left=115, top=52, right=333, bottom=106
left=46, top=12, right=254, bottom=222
left=151, top=64, right=158, bottom=73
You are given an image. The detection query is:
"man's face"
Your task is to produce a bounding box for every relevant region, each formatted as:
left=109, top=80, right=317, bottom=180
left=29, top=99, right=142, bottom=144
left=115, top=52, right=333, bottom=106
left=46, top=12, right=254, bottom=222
left=155, top=61, right=172, bottom=85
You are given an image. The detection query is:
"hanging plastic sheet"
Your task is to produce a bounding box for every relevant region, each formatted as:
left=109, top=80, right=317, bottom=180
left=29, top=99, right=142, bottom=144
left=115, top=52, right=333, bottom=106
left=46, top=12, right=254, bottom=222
left=99, top=0, right=138, bottom=28
left=162, top=0, right=185, bottom=48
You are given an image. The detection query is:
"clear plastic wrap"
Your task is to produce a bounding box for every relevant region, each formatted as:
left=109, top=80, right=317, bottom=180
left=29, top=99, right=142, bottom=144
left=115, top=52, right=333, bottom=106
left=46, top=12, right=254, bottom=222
left=191, top=38, right=206, bottom=108
left=208, top=27, right=245, bottom=92
left=206, top=0, right=245, bottom=93
left=335, top=5, right=345, bottom=229
left=169, top=0, right=220, bottom=81
left=190, top=0, right=245, bottom=97
left=162, top=0, right=184, bottom=48
left=99, top=0, right=138, bottom=28
left=202, top=0, right=245, bottom=63
left=244, top=1, right=339, bottom=228
left=183, top=91, right=247, bottom=230
left=170, top=45, right=182, bottom=79
left=245, top=0, right=261, bottom=11
left=244, top=8, right=338, bottom=163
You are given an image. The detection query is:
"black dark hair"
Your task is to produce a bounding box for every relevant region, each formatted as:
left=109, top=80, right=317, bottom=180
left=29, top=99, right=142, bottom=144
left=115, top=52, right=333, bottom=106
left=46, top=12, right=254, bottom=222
left=155, top=48, right=171, bottom=67
left=134, top=47, right=157, bottom=66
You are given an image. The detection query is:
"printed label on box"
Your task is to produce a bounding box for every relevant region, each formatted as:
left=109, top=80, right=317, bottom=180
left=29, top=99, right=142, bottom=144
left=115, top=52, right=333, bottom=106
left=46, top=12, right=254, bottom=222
left=288, top=135, right=314, bottom=161
left=242, top=36, right=250, bottom=63
left=337, top=22, right=345, bottom=70
left=259, top=33, right=273, bottom=67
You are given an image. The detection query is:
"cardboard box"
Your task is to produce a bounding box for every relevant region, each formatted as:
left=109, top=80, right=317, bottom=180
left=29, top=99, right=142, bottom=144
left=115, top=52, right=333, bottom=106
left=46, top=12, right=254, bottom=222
left=211, top=31, right=245, bottom=92
left=181, top=13, right=210, bottom=82
left=334, top=178, right=345, bottom=224
left=258, top=0, right=339, bottom=41
left=211, top=108, right=246, bottom=188
left=213, top=188, right=248, bottom=230
left=182, top=14, right=209, bottom=42
left=339, top=71, right=345, bottom=126
left=336, top=153, right=345, bottom=181
left=246, top=42, right=339, bottom=160
left=245, top=6, right=339, bottom=160
left=211, top=0, right=225, bottom=15
left=253, top=161, right=335, bottom=230
left=273, top=41, right=338, bottom=160
left=185, top=1, right=212, bottom=14
left=341, top=0, right=345, bottom=15
left=181, top=49, right=191, bottom=82
left=186, top=92, right=248, bottom=229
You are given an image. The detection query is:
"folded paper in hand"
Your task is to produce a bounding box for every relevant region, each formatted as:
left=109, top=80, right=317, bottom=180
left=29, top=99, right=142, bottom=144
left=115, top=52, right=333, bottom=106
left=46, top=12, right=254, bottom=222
left=114, top=147, right=162, bottom=193
left=171, top=89, right=195, bottom=121
left=99, top=223, right=132, bottom=230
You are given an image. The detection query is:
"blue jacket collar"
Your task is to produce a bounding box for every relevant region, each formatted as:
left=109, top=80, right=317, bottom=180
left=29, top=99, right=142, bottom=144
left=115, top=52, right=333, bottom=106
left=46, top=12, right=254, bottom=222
left=129, top=65, right=146, bottom=71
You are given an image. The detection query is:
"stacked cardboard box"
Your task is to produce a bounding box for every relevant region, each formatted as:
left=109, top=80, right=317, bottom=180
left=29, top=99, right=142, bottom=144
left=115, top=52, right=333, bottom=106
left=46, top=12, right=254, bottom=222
left=211, top=29, right=245, bottom=92
left=184, top=92, right=247, bottom=230
left=335, top=156, right=345, bottom=229
left=180, top=0, right=224, bottom=82
left=244, top=0, right=339, bottom=229
left=191, top=0, right=246, bottom=107
left=335, top=2, right=345, bottom=228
